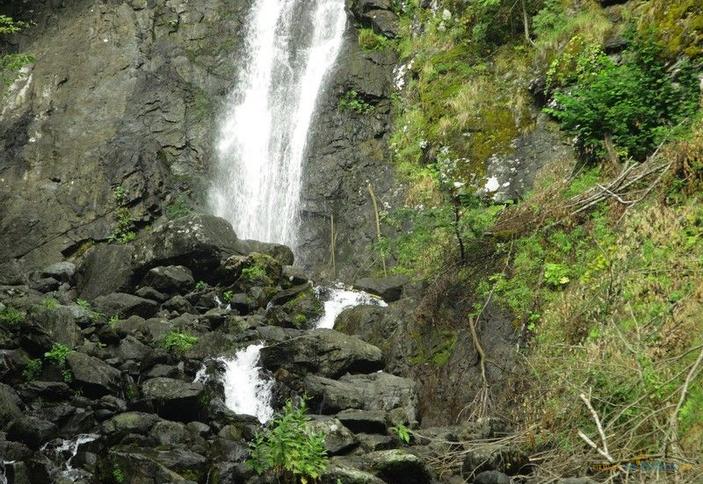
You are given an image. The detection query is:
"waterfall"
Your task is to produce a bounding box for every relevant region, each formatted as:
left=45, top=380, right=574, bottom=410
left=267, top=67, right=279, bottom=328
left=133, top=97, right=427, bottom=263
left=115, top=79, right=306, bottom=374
left=220, top=344, right=274, bottom=424
left=315, top=285, right=388, bottom=329
left=210, top=0, right=347, bottom=248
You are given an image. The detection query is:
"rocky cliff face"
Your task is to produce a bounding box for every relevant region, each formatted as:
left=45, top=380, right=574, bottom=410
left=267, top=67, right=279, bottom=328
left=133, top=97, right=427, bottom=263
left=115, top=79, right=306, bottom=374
left=0, top=0, right=252, bottom=268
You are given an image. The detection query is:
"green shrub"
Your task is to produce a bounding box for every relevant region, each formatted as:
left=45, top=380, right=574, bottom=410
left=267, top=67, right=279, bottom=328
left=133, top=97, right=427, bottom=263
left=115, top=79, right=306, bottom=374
left=338, top=90, right=373, bottom=114
left=109, top=208, right=137, bottom=244
left=358, top=28, right=389, bottom=51
left=546, top=35, right=700, bottom=161
left=161, top=331, right=198, bottom=353
left=23, top=358, right=42, bottom=381
left=222, top=290, right=234, bottom=303
left=543, top=262, right=570, bottom=287
left=45, top=343, right=72, bottom=367
left=241, top=265, right=268, bottom=284
left=247, top=400, right=327, bottom=481
left=0, top=307, right=24, bottom=327
left=42, top=297, right=59, bottom=310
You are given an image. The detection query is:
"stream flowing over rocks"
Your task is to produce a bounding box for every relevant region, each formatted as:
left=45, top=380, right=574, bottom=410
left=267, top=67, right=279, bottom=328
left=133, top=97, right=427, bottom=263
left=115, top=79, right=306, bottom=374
left=0, top=214, right=525, bottom=483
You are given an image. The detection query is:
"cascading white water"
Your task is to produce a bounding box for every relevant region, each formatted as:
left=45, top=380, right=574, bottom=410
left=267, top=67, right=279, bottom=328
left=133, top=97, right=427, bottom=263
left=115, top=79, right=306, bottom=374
left=210, top=0, right=347, bottom=248
left=220, top=344, right=274, bottom=424
left=315, top=285, right=388, bottom=329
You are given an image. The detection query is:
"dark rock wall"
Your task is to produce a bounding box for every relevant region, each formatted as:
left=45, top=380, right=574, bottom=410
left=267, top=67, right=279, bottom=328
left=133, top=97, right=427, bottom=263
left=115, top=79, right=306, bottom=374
left=298, top=6, right=400, bottom=281
left=0, top=0, right=252, bottom=268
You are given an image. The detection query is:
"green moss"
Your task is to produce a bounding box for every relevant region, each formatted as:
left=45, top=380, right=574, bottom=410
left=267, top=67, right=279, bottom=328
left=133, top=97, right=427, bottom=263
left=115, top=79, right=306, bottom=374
left=409, top=329, right=457, bottom=367
left=358, top=28, right=390, bottom=51
left=0, top=307, right=24, bottom=327
left=161, top=331, right=198, bottom=353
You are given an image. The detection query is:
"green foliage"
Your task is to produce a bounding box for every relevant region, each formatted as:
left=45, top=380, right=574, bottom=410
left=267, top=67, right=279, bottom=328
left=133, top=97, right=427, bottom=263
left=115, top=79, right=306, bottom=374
left=222, top=290, right=234, bottom=303
left=0, top=15, right=25, bottom=35
left=532, top=0, right=567, bottom=38
left=112, top=464, right=125, bottom=483
left=76, top=298, right=91, bottom=310
left=108, top=315, right=120, bottom=328
left=45, top=343, right=72, bottom=367
left=195, top=281, right=207, bottom=291
left=338, top=90, right=373, bottom=114
left=247, top=400, right=328, bottom=482
left=112, top=186, right=126, bottom=205
left=391, top=423, right=412, bottom=444
left=546, top=35, right=701, bottom=161
left=161, top=331, right=198, bottom=353
left=42, top=297, right=60, bottom=310
left=109, top=208, right=137, bottom=244
left=0, top=53, right=34, bottom=85
left=358, top=28, right=389, bottom=51
left=23, top=358, right=42, bottom=381
left=165, top=194, right=193, bottom=219
left=543, top=262, right=570, bottom=287
left=241, top=266, right=267, bottom=284
left=0, top=307, right=24, bottom=327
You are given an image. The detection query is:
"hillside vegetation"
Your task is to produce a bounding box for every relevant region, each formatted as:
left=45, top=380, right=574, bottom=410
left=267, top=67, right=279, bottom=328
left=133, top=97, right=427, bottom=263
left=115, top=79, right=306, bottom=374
left=371, top=0, right=703, bottom=479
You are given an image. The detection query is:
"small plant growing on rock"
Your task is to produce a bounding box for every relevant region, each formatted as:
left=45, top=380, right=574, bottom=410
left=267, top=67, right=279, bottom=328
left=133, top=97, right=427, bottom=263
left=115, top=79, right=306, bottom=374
left=42, top=297, right=60, bottom=310
left=108, top=315, right=120, bottom=328
left=222, top=290, right=235, bottom=303
left=109, top=208, right=137, bottom=245
left=338, top=90, right=373, bottom=114
left=391, top=423, right=412, bottom=444
left=195, top=280, right=207, bottom=291
left=76, top=298, right=102, bottom=321
left=112, top=464, right=125, bottom=483
left=248, top=399, right=327, bottom=482
left=241, top=265, right=268, bottom=284
left=22, top=358, right=42, bottom=381
left=358, top=27, right=389, bottom=51
left=45, top=343, right=71, bottom=366
left=161, top=331, right=198, bottom=353
left=0, top=307, right=25, bottom=327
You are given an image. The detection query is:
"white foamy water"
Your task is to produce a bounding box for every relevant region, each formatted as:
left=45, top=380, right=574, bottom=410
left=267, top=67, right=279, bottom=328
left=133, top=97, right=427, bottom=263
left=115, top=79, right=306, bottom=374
left=315, top=285, right=388, bottom=329
left=210, top=0, right=347, bottom=249
left=39, top=433, right=99, bottom=480
left=220, top=344, right=274, bottom=424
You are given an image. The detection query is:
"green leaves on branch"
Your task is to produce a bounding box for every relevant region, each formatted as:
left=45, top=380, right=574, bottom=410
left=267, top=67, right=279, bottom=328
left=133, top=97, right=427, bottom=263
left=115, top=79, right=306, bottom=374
left=247, top=400, right=328, bottom=483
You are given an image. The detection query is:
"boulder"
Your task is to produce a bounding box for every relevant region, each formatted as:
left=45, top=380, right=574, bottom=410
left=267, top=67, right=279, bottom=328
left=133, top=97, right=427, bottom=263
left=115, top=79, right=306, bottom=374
left=134, top=286, right=168, bottom=302
left=321, top=461, right=385, bottom=484
left=93, top=292, right=158, bottom=319
left=0, top=259, right=27, bottom=285
left=116, top=335, right=153, bottom=362
left=67, top=352, right=122, bottom=396
left=141, top=265, right=194, bottom=294
left=0, top=382, right=22, bottom=429
left=102, top=412, right=160, bottom=436
left=132, top=214, right=238, bottom=279
left=40, top=261, right=76, bottom=283
left=309, top=416, right=359, bottom=455
left=356, top=433, right=395, bottom=452
left=76, top=244, right=135, bottom=299
left=335, top=305, right=395, bottom=347
left=353, top=275, right=408, bottom=302
left=31, top=305, right=83, bottom=347
left=260, top=329, right=384, bottom=378
left=141, top=377, right=205, bottom=421
left=282, top=265, right=309, bottom=286
left=235, top=239, right=295, bottom=266
left=305, top=372, right=418, bottom=424
left=6, top=416, right=58, bottom=449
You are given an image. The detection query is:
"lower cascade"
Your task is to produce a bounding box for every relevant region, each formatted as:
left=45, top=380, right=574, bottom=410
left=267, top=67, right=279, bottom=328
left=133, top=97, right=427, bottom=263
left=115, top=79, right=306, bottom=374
left=219, top=344, right=274, bottom=424
left=314, top=285, right=388, bottom=329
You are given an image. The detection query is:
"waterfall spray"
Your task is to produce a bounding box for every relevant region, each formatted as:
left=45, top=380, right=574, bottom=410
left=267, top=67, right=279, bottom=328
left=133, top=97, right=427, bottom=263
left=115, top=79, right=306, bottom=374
left=210, top=0, right=347, bottom=249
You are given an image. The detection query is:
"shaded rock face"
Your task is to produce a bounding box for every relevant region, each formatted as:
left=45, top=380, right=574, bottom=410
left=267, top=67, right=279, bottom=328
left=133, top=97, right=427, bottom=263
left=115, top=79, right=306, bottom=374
left=0, top=0, right=253, bottom=269
left=298, top=5, right=400, bottom=280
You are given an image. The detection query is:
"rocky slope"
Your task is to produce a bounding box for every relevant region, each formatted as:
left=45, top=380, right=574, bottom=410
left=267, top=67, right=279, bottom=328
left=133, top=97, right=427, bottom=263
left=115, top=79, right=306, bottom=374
left=0, top=214, right=533, bottom=483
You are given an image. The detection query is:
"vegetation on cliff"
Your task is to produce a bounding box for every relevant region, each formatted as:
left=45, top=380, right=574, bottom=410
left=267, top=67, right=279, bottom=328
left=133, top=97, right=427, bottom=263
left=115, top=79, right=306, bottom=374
left=374, top=0, right=703, bottom=479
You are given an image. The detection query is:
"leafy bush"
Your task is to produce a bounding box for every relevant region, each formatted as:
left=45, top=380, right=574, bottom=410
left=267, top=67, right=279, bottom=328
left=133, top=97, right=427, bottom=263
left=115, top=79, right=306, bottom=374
left=338, top=90, right=372, bottom=114
left=109, top=208, right=137, bottom=244
left=546, top=35, right=700, bottom=161
left=23, top=358, right=42, bottom=381
left=0, top=307, right=24, bottom=327
left=0, top=15, right=26, bottom=35
left=45, top=343, right=71, bottom=366
left=241, top=265, right=268, bottom=284
left=248, top=400, right=327, bottom=482
left=543, top=262, right=570, bottom=287
left=358, top=28, right=389, bottom=51
left=161, top=331, right=198, bottom=353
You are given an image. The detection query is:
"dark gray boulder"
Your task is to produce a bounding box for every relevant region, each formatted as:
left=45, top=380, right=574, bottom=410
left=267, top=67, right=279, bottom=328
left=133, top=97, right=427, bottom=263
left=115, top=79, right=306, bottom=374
left=141, top=377, right=205, bottom=421
left=474, top=471, right=512, bottom=484
left=0, top=259, right=26, bottom=285
left=93, top=292, right=158, bottom=319
left=0, top=382, right=22, bottom=429
left=336, top=409, right=387, bottom=434
left=102, top=412, right=160, bottom=437
left=76, top=244, right=135, bottom=300
left=235, top=239, right=295, bottom=266
left=141, top=265, right=194, bottom=294
left=40, top=261, right=76, bottom=283
left=353, top=275, right=408, bottom=302
left=309, top=416, right=359, bottom=456
left=260, top=329, right=384, bottom=378
left=116, top=335, right=153, bottom=362
left=132, top=214, right=238, bottom=280
left=366, top=450, right=432, bottom=484
left=67, top=352, right=122, bottom=396
left=7, top=416, right=58, bottom=449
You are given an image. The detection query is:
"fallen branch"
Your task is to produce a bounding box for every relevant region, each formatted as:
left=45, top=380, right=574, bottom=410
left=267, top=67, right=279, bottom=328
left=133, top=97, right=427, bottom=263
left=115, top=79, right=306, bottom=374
left=367, top=183, right=387, bottom=277
left=578, top=391, right=617, bottom=464
left=667, top=344, right=703, bottom=459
